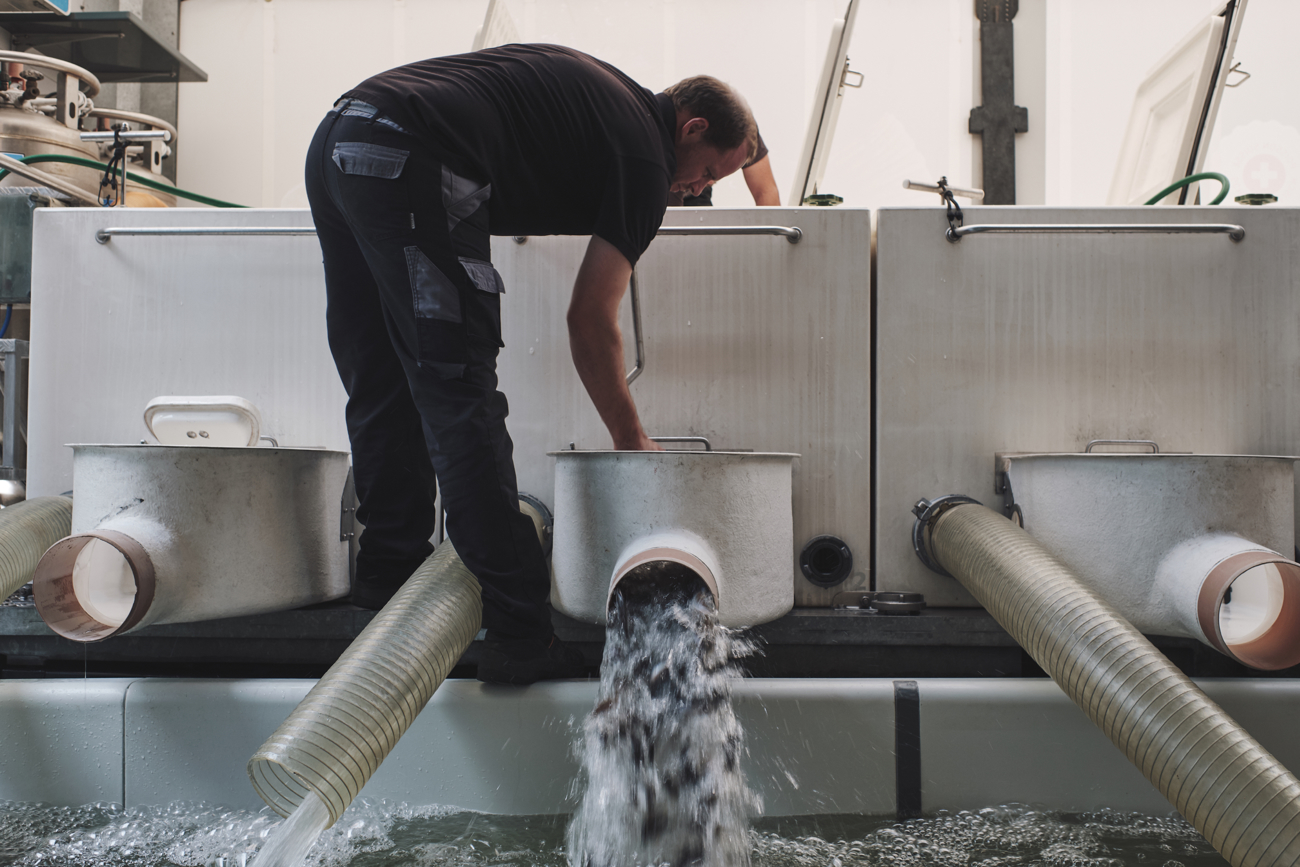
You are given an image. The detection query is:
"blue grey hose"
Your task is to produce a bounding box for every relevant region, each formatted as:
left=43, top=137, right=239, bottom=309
left=920, top=501, right=1300, bottom=867
left=0, top=496, right=73, bottom=602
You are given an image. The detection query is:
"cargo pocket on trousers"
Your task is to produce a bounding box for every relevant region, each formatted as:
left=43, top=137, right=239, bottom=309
left=458, top=257, right=505, bottom=348
left=405, top=246, right=467, bottom=378
left=332, top=141, right=409, bottom=178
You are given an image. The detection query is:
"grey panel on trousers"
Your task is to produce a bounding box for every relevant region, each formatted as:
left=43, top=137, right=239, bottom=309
left=459, top=257, right=504, bottom=294
left=493, top=208, right=872, bottom=607
left=442, top=166, right=490, bottom=234
left=332, top=141, right=409, bottom=179
left=875, top=206, right=1300, bottom=605
left=406, top=246, right=462, bottom=322
left=0, top=678, right=134, bottom=806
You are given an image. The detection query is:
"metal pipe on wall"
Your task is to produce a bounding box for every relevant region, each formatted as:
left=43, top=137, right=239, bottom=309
left=913, top=499, right=1300, bottom=867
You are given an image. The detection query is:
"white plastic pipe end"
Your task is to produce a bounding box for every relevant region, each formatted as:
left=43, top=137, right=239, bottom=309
left=609, top=531, right=721, bottom=611
left=1199, top=550, right=1300, bottom=671
left=32, top=528, right=156, bottom=642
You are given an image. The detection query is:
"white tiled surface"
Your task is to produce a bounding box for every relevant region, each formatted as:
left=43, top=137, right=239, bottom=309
left=124, top=679, right=313, bottom=810
left=0, top=678, right=134, bottom=805
left=918, top=679, right=1300, bottom=814
left=736, top=679, right=895, bottom=816
left=5, top=676, right=1297, bottom=816
left=119, top=678, right=896, bottom=816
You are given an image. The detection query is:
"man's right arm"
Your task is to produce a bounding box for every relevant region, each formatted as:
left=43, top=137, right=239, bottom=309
left=567, top=235, right=662, bottom=451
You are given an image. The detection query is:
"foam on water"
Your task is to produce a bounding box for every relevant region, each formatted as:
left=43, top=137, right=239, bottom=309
left=0, top=799, right=1226, bottom=865
left=566, top=567, right=760, bottom=867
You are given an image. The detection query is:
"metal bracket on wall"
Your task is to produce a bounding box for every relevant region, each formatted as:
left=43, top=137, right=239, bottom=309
left=993, top=454, right=1023, bottom=528
left=969, top=0, right=1027, bottom=205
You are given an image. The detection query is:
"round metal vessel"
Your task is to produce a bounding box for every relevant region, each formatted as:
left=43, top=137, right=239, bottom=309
left=0, top=105, right=101, bottom=191
left=1002, top=452, right=1300, bottom=669
left=1, top=52, right=102, bottom=193
left=33, top=444, right=352, bottom=641
left=551, top=448, right=797, bottom=628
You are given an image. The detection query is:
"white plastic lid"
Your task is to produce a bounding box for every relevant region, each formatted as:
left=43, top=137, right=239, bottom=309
left=143, top=395, right=263, bottom=447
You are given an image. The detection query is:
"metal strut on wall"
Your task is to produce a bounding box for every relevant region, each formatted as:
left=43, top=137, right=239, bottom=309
left=969, top=0, right=1028, bottom=204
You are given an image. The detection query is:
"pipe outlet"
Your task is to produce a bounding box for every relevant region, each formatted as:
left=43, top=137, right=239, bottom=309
left=33, top=520, right=160, bottom=641
left=997, top=452, right=1300, bottom=670
left=1153, top=533, right=1300, bottom=670
left=550, top=449, right=796, bottom=628
left=32, top=444, right=352, bottom=642
left=609, top=530, right=721, bottom=609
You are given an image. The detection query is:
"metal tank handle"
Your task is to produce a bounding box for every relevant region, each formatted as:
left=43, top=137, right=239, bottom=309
left=625, top=269, right=644, bottom=385
left=650, top=436, right=712, bottom=451
left=96, top=226, right=317, bottom=243
left=946, top=222, right=1245, bottom=242
left=1084, top=439, right=1160, bottom=454
left=655, top=225, right=802, bottom=243
left=97, top=224, right=804, bottom=244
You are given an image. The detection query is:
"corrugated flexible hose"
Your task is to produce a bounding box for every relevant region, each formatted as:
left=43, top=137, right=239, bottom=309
left=917, top=500, right=1300, bottom=867
left=0, top=496, right=73, bottom=602
left=247, top=537, right=483, bottom=826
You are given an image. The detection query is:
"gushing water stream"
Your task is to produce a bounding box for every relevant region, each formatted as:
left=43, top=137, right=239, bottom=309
left=247, top=791, right=330, bottom=867
left=567, top=567, right=759, bottom=867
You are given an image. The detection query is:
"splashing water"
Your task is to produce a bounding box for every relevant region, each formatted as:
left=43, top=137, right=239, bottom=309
left=566, top=566, right=760, bottom=867
left=0, top=799, right=1225, bottom=865
left=248, top=791, right=331, bottom=867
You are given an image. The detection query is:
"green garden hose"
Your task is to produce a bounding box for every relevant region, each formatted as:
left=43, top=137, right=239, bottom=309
left=0, top=154, right=246, bottom=208
left=1144, top=172, right=1229, bottom=206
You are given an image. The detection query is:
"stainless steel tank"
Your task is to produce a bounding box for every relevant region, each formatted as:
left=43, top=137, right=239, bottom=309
left=0, top=51, right=102, bottom=194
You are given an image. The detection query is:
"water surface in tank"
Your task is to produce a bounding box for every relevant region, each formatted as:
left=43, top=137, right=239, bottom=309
left=0, top=799, right=1226, bottom=865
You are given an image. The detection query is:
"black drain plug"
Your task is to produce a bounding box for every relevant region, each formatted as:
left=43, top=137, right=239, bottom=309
left=800, top=535, right=853, bottom=587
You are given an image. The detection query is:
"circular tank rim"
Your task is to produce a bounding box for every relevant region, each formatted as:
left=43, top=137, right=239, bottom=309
left=1000, top=452, right=1299, bottom=462
left=548, top=449, right=799, bottom=458
left=68, top=443, right=350, bottom=456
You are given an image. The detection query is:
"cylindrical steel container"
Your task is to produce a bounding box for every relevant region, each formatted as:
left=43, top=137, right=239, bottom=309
left=33, top=444, right=351, bottom=641
left=1001, top=452, right=1300, bottom=669
left=551, top=449, right=797, bottom=628
left=0, top=105, right=101, bottom=191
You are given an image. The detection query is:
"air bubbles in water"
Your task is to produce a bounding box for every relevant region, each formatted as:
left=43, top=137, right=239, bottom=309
left=0, top=799, right=1223, bottom=865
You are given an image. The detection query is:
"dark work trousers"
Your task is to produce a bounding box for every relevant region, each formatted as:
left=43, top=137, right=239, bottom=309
left=305, top=103, right=552, bottom=640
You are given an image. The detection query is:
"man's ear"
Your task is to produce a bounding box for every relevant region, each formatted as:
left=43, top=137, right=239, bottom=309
left=681, top=117, right=709, bottom=140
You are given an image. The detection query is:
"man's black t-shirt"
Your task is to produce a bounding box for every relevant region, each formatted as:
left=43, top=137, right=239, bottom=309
left=344, top=44, right=675, bottom=266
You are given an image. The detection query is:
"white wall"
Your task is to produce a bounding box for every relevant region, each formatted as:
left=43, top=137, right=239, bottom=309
left=176, top=0, right=1300, bottom=210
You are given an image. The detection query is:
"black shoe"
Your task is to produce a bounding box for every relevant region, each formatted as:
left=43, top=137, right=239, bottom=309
left=477, top=632, right=587, bottom=685
left=349, top=553, right=430, bottom=609
left=348, top=577, right=404, bottom=610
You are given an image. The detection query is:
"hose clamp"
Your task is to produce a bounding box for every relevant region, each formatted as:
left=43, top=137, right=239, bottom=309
left=911, top=495, right=982, bottom=577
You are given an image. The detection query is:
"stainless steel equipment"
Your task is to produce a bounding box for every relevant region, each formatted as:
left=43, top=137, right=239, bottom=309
left=33, top=444, right=351, bottom=641
left=876, top=206, right=1300, bottom=605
